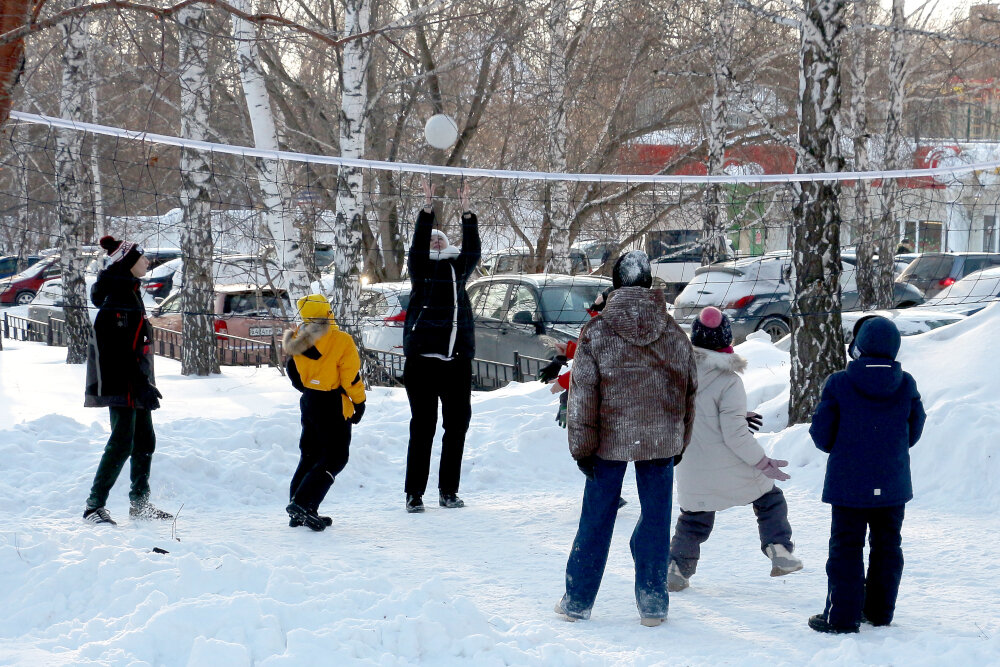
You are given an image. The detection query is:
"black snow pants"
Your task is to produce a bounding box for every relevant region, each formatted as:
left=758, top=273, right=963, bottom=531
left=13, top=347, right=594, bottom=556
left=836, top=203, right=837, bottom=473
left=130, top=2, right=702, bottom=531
left=289, top=390, right=352, bottom=512
left=403, top=354, right=472, bottom=497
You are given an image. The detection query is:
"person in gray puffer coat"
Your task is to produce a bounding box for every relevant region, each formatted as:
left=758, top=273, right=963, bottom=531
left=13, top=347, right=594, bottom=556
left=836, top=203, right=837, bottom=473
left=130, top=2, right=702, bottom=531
left=667, top=306, right=802, bottom=593
left=555, top=251, right=697, bottom=628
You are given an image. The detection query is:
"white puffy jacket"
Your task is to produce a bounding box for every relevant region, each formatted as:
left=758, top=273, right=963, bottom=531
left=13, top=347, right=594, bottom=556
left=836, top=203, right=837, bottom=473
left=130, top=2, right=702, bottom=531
left=675, top=348, right=773, bottom=512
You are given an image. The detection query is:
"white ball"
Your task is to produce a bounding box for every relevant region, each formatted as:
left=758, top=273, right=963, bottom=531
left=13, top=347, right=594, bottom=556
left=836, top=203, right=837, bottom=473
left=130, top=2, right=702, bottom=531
left=424, top=114, right=459, bottom=150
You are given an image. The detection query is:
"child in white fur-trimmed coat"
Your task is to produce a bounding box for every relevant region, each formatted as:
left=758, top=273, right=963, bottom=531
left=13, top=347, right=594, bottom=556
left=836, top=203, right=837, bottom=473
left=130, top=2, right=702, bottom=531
left=667, top=306, right=803, bottom=592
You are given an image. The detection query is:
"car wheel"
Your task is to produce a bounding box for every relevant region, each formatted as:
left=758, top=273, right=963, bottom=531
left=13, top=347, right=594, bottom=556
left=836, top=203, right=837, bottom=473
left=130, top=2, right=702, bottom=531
left=15, top=290, right=35, bottom=306
left=757, top=316, right=790, bottom=343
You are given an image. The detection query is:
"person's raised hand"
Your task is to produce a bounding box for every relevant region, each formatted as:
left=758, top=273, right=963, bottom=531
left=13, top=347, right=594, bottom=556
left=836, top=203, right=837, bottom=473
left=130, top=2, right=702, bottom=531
left=458, top=181, right=470, bottom=212
left=422, top=176, right=434, bottom=207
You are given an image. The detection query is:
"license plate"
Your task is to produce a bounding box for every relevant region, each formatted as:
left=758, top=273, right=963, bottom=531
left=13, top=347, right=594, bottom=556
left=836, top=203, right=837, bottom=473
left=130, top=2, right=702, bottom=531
left=249, top=327, right=275, bottom=337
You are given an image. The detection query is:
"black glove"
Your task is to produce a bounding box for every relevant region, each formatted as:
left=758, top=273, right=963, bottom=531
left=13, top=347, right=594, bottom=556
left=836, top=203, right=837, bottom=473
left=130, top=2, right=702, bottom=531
left=556, top=390, right=568, bottom=428
left=350, top=401, right=366, bottom=425
left=672, top=453, right=683, bottom=466
left=576, top=454, right=598, bottom=480
left=746, top=412, right=763, bottom=433
left=537, top=355, right=568, bottom=383
left=138, top=383, right=162, bottom=410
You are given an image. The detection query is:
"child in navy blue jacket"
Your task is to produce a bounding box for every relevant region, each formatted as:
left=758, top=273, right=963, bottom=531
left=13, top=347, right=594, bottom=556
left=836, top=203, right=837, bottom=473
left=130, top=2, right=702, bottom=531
left=807, top=316, right=926, bottom=634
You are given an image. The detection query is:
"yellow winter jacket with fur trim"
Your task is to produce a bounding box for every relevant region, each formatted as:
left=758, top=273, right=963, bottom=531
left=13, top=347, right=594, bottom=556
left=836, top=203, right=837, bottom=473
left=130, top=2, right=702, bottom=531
left=283, top=320, right=366, bottom=419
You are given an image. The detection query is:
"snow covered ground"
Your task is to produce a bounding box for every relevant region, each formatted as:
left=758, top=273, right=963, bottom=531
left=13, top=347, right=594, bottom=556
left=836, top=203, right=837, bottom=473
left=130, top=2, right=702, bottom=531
left=1, top=307, right=999, bottom=666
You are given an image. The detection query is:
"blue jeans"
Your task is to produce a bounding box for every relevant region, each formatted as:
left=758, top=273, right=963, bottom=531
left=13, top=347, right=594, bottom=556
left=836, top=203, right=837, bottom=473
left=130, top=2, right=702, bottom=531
left=561, top=457, right=674, bottom=620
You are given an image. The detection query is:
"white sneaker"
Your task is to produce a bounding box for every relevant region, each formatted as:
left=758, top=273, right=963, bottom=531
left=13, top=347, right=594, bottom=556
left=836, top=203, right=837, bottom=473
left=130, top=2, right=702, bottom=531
left=765, top=543, right=803, bottom=577
left=667, top=560, right=690, bottom=592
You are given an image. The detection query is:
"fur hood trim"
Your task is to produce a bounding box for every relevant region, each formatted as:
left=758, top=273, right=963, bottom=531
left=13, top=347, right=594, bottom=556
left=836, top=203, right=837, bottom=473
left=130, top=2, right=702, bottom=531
left=694, top=347, right=747, bottom=374
left=283, top=321, right=331, bottom=356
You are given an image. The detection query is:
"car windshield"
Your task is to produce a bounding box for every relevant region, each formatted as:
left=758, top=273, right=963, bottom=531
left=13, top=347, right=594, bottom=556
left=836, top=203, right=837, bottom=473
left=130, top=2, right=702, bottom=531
left=539, top=283, right=607, bottom=324
left=900, top=256, right=952, bottom=280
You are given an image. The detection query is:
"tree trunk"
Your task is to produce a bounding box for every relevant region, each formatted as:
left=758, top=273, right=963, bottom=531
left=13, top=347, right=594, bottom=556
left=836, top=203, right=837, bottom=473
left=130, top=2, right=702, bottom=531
left=789, top=0, right=847, bottom=426
left=849, top=0, right=876, bottom=311
left=0, top=0, right=30, bottom=126
left=54, top=2, right=91, bottom=365
left=178, top=3, right=219, bottom=376
left=702, top=0, right=733, bottom=265
left=232, top=0, right=311, bottom=307
left=544, top=0, right=572, bottom=274
left=332, top=0, right=370, bottom=335
left=87, top=45, right=103, bottom=239
left=877, top=0, right=907, bottom=308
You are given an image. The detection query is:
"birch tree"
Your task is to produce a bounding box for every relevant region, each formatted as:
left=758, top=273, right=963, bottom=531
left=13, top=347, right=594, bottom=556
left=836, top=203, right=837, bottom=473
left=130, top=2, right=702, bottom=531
left=232, top=0, right=310, bottom=308
left=332, top=0, right=371, bottom=334
left=54, top=2, right=90, bottom=364
left=876, top=0, right=907, bottom=308
left=702, top=0, right=734, bottom=265
left=545, top=0, right=572, bottom=274
left=848, top=0, right=877, bottom=311
left=789, top=0, right=846, bottom=425
left=177, top=3, right=219, bottom=376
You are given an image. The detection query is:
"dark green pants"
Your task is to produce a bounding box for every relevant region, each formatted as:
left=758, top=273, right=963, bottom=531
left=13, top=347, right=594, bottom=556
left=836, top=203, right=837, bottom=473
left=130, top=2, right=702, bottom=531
left=86, top=407, right=156, bottom=510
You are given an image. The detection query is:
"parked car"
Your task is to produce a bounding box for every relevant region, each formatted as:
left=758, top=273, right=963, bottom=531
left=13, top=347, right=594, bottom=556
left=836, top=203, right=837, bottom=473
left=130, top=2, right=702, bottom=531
left=149, top=284, right=293, bottom=340
left=142, top=247, right=183, bottom=270
left=0, top=254, right=42, bottom=280
left=673, top=255, right=925, bottom=343
left=26, top=276, right=99, bottom=323
left=917, top=266, right=1000, bottom=316
left=464, top=274, right=613, bottom=364
left=482, top=248, right=592, bottom=276
left=646, top=230, right=733, bottom=300
left=142, top=254, right=283, bottom=302
left=896, top=252, right=1000, bottom=298
left=0, top=255, right=63, bottom=305
left=841, top=308, right=966, bottom=342
left=357, top=282, right=411, bottom=353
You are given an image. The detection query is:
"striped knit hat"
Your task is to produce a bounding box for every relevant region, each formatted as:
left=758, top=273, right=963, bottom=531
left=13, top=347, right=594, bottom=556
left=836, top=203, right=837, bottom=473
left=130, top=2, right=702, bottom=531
left=99, top=235, right=144, bottom=270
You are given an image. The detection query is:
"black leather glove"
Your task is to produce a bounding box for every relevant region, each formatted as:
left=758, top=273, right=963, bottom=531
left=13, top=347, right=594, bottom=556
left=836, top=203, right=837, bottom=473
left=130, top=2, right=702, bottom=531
left=350, top=401, right=366, bottom=425
left=576, top=454, right=598, bottom=480
left=138, top=383, right=162, bottom=410
left=672, top=453, right=683, bottom=466
left=537, top=355, right=568, bottom=383
left=746, top=412, right=763, bottom=433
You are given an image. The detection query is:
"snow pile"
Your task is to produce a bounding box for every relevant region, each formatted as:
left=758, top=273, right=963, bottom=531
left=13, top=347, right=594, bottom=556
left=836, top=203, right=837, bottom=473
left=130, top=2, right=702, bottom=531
left=1, top=310, right=999, bottom=665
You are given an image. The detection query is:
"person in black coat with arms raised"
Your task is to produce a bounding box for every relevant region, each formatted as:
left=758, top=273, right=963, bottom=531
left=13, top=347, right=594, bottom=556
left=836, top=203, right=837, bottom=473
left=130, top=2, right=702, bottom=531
left=402, top=179, right=480, bottom=513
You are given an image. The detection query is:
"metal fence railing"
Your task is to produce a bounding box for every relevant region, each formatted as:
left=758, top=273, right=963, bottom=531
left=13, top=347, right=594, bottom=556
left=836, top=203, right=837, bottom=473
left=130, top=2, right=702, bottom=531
left=4, top=312, right=553, bottom=390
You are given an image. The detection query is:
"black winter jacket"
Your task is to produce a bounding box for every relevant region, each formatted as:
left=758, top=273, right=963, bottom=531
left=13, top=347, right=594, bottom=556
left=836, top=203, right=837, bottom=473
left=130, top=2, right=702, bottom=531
left=84, top=266, right=158, bottom=409
left=403, top=207, right=481, bottom=358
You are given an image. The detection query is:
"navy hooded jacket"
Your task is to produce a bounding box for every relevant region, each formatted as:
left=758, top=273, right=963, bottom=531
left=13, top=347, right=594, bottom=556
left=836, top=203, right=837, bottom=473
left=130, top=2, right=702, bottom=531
left=809, top=317, right=926, bottom=508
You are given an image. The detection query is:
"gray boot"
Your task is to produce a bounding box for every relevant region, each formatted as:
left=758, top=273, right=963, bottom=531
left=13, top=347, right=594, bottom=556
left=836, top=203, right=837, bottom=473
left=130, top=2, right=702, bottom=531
left=667, top=560, right=690, bottom=592
left=765, top=543, right=803, bottom=577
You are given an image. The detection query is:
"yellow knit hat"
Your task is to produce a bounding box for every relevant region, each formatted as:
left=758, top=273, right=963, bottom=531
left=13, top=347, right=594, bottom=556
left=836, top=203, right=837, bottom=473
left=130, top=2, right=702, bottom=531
left=297, top=293, right=333, bottom=322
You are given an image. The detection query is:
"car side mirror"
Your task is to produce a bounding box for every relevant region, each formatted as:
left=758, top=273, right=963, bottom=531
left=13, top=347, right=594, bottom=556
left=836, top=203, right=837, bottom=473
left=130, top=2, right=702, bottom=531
left=512, top=310, right=534, bottom=325
left=154, top=297, right=163, bottom=305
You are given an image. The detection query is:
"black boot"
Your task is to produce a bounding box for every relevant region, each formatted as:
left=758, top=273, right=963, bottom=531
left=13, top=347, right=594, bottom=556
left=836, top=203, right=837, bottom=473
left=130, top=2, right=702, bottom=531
left=289, top=515, right=333, bottom=528
left=406, top=494, right=425, bottom=513
left=808, top=614, right=859, bottom=634
left=439, top=492, right=465, bottom=508
left=286, top=502, right=326, bottom=531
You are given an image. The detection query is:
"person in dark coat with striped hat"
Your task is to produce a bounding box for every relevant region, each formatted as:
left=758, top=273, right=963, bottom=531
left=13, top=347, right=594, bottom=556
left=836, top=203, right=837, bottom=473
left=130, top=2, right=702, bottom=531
left=82, top=236, right=171, bottom=525
left=807, top=316, right=926, bottom=634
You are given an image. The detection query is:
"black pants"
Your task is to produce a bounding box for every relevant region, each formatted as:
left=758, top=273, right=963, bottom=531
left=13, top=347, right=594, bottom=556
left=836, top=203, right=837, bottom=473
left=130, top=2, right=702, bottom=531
left=289, top=391, right=352, bottom=512
left=403, top=355, right=472, bottom=497
left=824, top=504, right=906, bottom=628
left=669, top=487, right=794, bottom=578
left=86, top=407, right=156, bottom=510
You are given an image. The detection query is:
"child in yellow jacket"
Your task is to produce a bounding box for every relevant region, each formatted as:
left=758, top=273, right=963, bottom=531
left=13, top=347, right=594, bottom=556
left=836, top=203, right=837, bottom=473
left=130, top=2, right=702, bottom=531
left=283, top=294, right=367, bottom=531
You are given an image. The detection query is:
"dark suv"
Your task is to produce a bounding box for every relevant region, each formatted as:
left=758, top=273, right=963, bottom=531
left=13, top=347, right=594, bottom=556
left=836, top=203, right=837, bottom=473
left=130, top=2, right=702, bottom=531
left=465, top=274, right=613, bottom=363
left=897, top=252, right=1000, bottom=298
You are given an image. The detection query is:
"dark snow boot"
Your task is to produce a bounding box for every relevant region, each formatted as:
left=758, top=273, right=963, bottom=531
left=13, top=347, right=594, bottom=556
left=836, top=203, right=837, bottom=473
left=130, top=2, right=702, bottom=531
left=83, top=507, right=117, bottom=525
left=808, top=614, right=859, bottom=634
left=130, top=502, right=174, bottom=521
left=286, top=502, right=326, bottom=532
left=406, top=494, right=425, bottom=513
left=289, top=515, right=333, bottom=528
left=439, top=493, right=465, bottom=508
